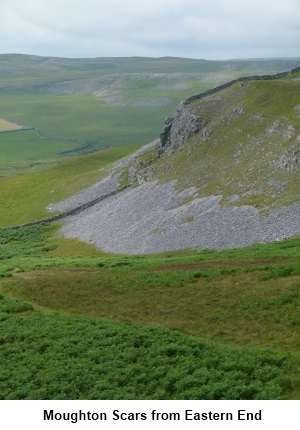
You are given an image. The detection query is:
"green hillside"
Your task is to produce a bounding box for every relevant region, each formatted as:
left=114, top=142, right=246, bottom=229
left=0, top=56, right=300, bottom=400
left=136, top=69, right=300, bottom=211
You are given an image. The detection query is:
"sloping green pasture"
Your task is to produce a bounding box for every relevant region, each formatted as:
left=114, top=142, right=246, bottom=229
left=0, top=223, right=299, bottom=399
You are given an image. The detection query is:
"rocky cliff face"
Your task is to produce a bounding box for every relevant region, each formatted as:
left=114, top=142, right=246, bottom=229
left=159, top=66, right=300, bottom=157
left=159, top=107, right=200, bottom=155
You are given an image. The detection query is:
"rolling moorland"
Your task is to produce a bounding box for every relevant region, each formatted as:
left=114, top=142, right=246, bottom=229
left=0, top=55, right=300, bottom=400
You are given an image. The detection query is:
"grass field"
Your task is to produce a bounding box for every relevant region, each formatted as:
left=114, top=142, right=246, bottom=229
left=0, top=223, right=299, bottom=399
left=0, top=93, right=171, bottom=177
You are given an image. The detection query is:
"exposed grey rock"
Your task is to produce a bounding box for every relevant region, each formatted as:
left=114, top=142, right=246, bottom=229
left=278, top=142, right=300, bottom=172
left=268, top=180, right=287, bottom=192
left=47, top=174, right=119, bottom=213
left=228, top=195, right=241, bottom=203
left=234, top=107, right=245, bottom=115
left=159, top=117, right=173, bottom=149
left=295, top=104, right=300, bottom=118
left=203, top=95, right=222, bottom=101
left=251, top=113, right=265, bottom=122
left=266, top=119, right=282, bottom=135
left=201, top=126, right=213, bottom=142
left=160, top=104, right=200, bottom=152
left=242, top=189, right=264, bottom=197
left=283, top=125, right=296, bottom=141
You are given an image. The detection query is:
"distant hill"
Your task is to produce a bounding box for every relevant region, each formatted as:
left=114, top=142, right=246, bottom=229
left=50, top=67, right=300, bottom=254
left=1, top=54, right=299, bottom=96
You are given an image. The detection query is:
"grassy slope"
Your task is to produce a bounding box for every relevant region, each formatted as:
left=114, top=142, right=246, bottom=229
left=150, top=71, right=300, bottom=210
left=0, top=223, right=299, bottom=399
left=0, top=143, right=140, bottom=226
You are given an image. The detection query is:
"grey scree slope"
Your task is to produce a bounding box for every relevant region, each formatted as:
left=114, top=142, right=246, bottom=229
left=55, top=179, right=300, bottom=255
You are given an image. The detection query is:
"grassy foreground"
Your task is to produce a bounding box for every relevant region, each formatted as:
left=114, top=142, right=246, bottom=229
left=0, top=297, right=292, bottom=400
left=0, top=223, right=299, bottom=399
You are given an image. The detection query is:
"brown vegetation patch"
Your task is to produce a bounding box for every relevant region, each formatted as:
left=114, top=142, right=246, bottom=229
left=0, top=118, right=23, bottom=131
left=14, top=267, right=103, bottom=280
left=4, top=266, right=300, bottom=354
left=149, top=258, right=289, bottom=272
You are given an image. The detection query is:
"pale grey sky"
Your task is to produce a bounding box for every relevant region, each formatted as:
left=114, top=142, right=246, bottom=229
left=0, top=0, right=299, bottom=59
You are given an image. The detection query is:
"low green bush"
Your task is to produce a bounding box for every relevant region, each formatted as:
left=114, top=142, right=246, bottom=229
left=0, top=297, right=292, bottom=400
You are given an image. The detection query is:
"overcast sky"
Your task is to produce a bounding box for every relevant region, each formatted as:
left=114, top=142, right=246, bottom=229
left=0, top=0, right=299, bottom=60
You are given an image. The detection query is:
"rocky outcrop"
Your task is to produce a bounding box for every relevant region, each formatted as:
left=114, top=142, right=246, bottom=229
left=159, top=117, right=173, bottom=148
left=159, top=66, right=300, bottom=154
left=279, top=141, right=300, bottom=172
left=161, top=108, right=200, bottom=152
